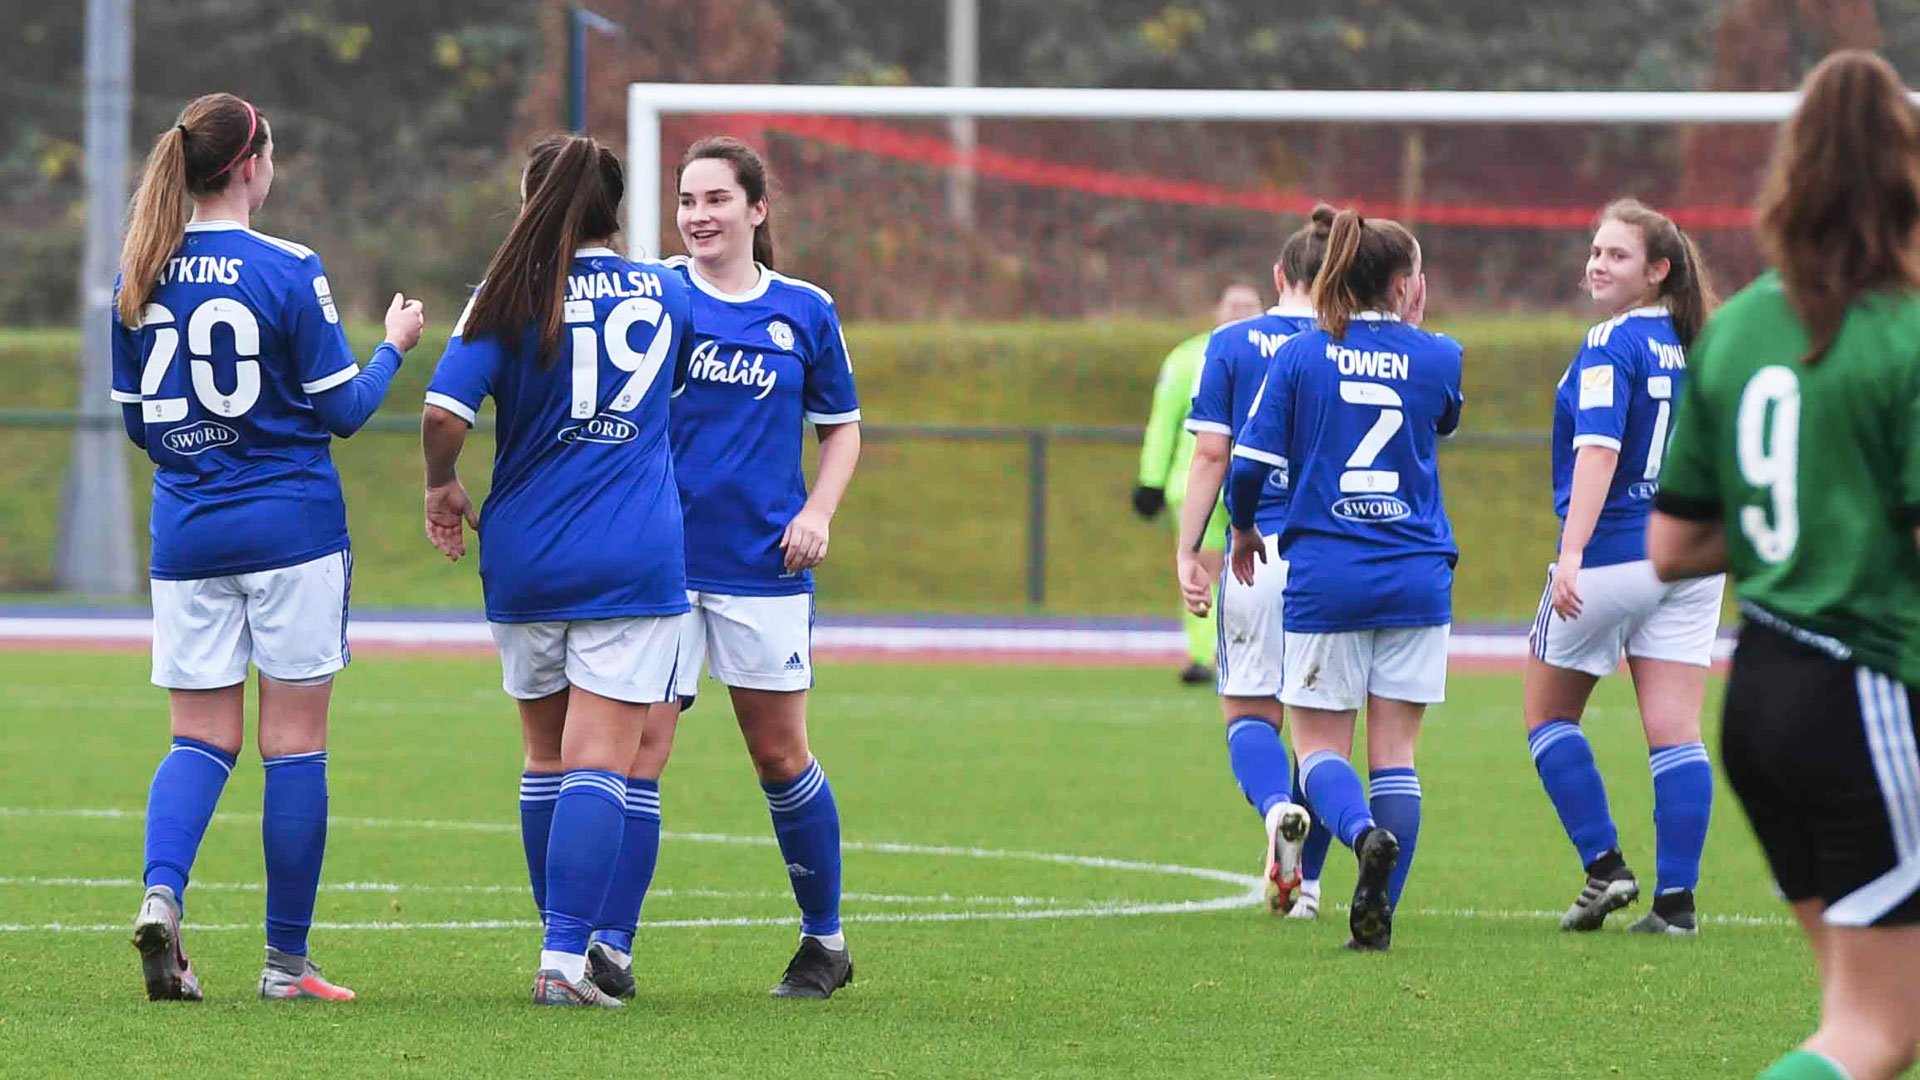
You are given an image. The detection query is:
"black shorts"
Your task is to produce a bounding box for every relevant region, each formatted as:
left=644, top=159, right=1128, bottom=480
left=1721, top=618, right=1920, bottom=927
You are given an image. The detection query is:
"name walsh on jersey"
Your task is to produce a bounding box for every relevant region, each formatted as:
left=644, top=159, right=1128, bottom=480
left=688, top=339, right=779, bottom=399
left=565, top=270, right=664, bottom=302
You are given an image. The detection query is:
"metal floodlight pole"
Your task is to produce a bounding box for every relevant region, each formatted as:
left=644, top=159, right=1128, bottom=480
left=946, top=0, right=978, bottom=227
left=565, top=6, right=622, bottom=133
left=57, top=0, right=137, bottom=596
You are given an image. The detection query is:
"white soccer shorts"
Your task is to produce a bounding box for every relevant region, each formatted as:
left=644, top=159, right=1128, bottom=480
left=491, top=615, right=683, bottom=704
left=1281, top=624, right=1450, bottom=711
left=1217, top=535, right=1287, bottom=698
left=675, top=591, right=814, bottom=696
left=149, top=549, right=351, bottom=690
left=1530, top=559, right=1725, bottom=677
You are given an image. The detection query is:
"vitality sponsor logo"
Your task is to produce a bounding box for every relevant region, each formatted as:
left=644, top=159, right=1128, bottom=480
left=688, top=339, right=779, bottom=400
left=1331, top=494, right=1412, bottom=522
left=556, top=412, right=638, bottom=445
left=161, top=419, right=239, bottom=455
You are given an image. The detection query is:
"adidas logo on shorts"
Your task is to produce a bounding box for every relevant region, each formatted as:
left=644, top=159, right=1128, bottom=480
left=784, top=652, right=805, bottom=671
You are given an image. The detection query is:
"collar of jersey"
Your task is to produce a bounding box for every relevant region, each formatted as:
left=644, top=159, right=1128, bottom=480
left=575, top=246, right=621, bottom=259
left=184, top=220, right=244, bottom=232
left=1267, top=305, right=1316, bottom=319
left=1353, top=310, right=1402, bottom=322
left=1623, top=305, right=1669, bottom=318
left=685, top=261, right=772, bottom=303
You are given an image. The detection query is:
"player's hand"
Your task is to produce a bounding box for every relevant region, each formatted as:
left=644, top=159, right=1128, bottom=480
left=781, top=506, right=831, bottom=572
left=1131, top=485, right=1166, bottom=520
left=425, top=480, right=478, bottom=562
left=1230, top=526, right=1266, bottom=586
left=1551, top=549, right=1584, bottom=620
left=1176, top=550, right=1214, bottom=616
left=384, top=292, right=427, bottom=353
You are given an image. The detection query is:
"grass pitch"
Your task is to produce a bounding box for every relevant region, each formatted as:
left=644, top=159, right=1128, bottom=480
left=0, top=652, right=1807, bottom=1078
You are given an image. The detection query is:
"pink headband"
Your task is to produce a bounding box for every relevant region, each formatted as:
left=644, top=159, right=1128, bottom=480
left=207, top=100, right=258, bottom=181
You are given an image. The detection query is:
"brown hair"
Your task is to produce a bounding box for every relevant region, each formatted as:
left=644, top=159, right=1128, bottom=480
left=1311, top=208, right=1419, bottom=338
left=1595, top=199, right=1719, bottom=348
left=461, top=134, right=624, bottom=368
left=1755, top=50, right=1920, bottom=364
left=117, top=93, right=269, bottom=327
left=1280, top=203, right=1337, bottom=287
left=677, top=136, right=775, bottom=268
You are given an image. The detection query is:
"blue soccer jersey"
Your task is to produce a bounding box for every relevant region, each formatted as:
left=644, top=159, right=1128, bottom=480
left=1186, top=306, right=1317, bottom=534
left=1230, top=313, right=1465, bottom=633
left=426, top=248, right=695, bottom=622
left=666, top=258, right=862, bottom=596
left=110, top=221, right=386, bottom=580
left=1550, top=307, right=1688, bottom=567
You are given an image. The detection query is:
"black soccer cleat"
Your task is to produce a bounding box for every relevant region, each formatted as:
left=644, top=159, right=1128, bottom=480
left=586, top=941, right=637, bottom=999
left=771, top=937, right=853, bottom=999
left=1347, top=826, right=1400, bottom=952
left=1561, top=855, right=1640, bottom=932
left=1628, top=889, right=1698, bottom=936
left=1178, top=663, right=1216, bottom=686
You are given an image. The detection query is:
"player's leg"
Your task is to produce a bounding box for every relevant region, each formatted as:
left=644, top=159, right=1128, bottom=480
left=1216, top=543, right=1306, bottom=911
left=1284, top=629, right=1399, bottom=949
left=492, top=621, right=570, bottom=916
left=1294, top=757, right=1334, bottom=919
left=588, top=603, right=704, bottom=997
left=136, top=574, right=250, bottom=1002
left=1623, top=572, right=1724, bottom=935
left=533, top=616, right=678, bottom=1008
left=1363, top=622, right=1447, bottom=914
left=248, top=551, right=355, bottom=1000
left=1526, top=563, right=1638, bottom=930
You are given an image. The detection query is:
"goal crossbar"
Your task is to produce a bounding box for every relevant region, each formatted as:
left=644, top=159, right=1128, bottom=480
left=626, top=82, right=1814, bottom=259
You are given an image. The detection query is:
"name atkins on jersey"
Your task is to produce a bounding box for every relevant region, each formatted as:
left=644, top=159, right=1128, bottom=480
left=686, top=320, right=797, bottom=401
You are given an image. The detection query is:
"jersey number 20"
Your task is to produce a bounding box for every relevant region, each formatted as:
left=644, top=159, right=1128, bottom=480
left=139, top=300, right=261, bottom=423
left=1735, top=365, right=1800, bottom=563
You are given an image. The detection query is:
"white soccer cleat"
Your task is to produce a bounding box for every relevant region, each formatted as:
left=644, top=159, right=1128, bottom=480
left=1287, top=880, right=1322, bottom=920
left=1263, top=802, right=1312, bottom=915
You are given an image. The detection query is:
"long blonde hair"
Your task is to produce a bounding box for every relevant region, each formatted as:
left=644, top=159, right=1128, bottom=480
left=117, top=93, right=266, bottom=327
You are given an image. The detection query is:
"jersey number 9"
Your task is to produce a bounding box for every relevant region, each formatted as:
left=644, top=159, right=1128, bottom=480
left=1735, top=365, right=1801, bottom=564
left=567, top=296, right=675, bottom=418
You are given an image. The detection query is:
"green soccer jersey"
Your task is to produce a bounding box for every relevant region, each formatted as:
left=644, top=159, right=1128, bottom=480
left=1656, top=271, right=1920, bottom=683
left=1138, top=331, right=1210, bottom=505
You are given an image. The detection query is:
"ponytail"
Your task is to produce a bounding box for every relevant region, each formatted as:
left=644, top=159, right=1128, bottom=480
left=1279, top=203, right=1336, bottom=288
left=463, top=134, right=625, bottom=368
left=117, top=93, right=266, bottom=328
left=1595, top=198, right=1720, bottom=348
left=118, top=128, right=190, bottom=327
left=1311, top=208, right=1419, bottom=339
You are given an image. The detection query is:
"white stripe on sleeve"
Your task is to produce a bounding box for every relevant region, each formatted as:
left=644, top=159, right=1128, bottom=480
left=301, top=364, right=361, bottom=395
left=423, top=392, right=477, bottom=425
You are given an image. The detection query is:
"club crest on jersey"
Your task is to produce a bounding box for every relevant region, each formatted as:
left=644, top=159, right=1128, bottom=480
left=556, top=412, right=638, bottom=445
left=688, top=340, right=779, bottom=400
left=161, top=419, right=239, bottom=455
left=767, top=320, right=794, bottom=351
left=1331, top=494, right=1412, bottom=522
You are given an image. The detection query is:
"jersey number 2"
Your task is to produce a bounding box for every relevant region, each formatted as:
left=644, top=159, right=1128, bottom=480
left=568, top=297, right=674, bottom=418
left=1735, top=365, right=1800, bottom=563
left=139, top=300, right=261, bottom=422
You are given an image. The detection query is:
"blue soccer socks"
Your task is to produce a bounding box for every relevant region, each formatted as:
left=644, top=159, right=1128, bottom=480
left=1296, top=755, right=1333, bottom=882
left=1528, top=720, right=1620, bottom=868
left=519, top=771, right=561, bottom=916
left=542, top=770, right=628, bottom=964
left=1649, top=742, right=1712, bottom=895
left=1300, top=751, right=1375, bottom=849
left=1368, top=767, right=1422, bottom=907
left=1225, top=717, right=1293, bottom=818
left=591, top=777, right=663, bottom=956
left=764, top=759, right=842, bottom=938
left=143, top=736, right=237, bottom=905
left=261, top=750, right=329, bottom=956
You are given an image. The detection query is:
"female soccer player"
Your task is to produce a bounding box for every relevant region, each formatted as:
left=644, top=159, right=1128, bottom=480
left=1650, top=51, right=1920, bottom=1080
left=113, top=92, right=425, bottom=1002
left=587, top=136, right=862, bottom=1001
left=1227, top=209, right=1462, bottom=951
left=1525, top=200, right=1723, bottom=936
left=420, top=134, right=695, bottom=1009
left=1176, top=206, right=1332, bottom=916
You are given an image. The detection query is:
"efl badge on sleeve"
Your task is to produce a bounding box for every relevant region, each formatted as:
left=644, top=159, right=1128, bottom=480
left=312, top=277, right=339, bottom=324
left=1578, top=364, right=1614, bottom=409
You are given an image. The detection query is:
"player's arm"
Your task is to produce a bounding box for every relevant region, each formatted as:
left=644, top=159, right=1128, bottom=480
left=1226, top=353, right=1293, bottom=585
left=1649, top=338, right=1726, bottom=581
left=1552, top=344, right=1631, bottom=616
left=285, top=253, right=425, bottom=436
left=109, top=293, right=146, bottom=450
left=784, top=309, right=863, bottom=572
left=1176, top=431, right=1231, bottom=614
left=1133, top=339, right=1192, bottom=518
left=419, top=298, right=489, bottom=561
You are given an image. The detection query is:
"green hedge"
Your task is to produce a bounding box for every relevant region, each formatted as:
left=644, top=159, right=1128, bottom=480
left=0, top=313, right=1589, bottom=619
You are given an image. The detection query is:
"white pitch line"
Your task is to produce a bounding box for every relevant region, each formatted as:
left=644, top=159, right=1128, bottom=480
left=0, top=876, right=1070, bottom=906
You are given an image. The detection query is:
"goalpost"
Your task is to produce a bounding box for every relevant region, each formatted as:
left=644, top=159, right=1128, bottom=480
left=625, top=83, right=1805, bottom=255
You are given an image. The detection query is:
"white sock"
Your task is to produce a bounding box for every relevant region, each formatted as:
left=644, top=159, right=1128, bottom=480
left=1300, top=879, right=1322, bottom=898
left=541, top=949, right=587, bottom=983
left=804, top=931, right=846, bottom=952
